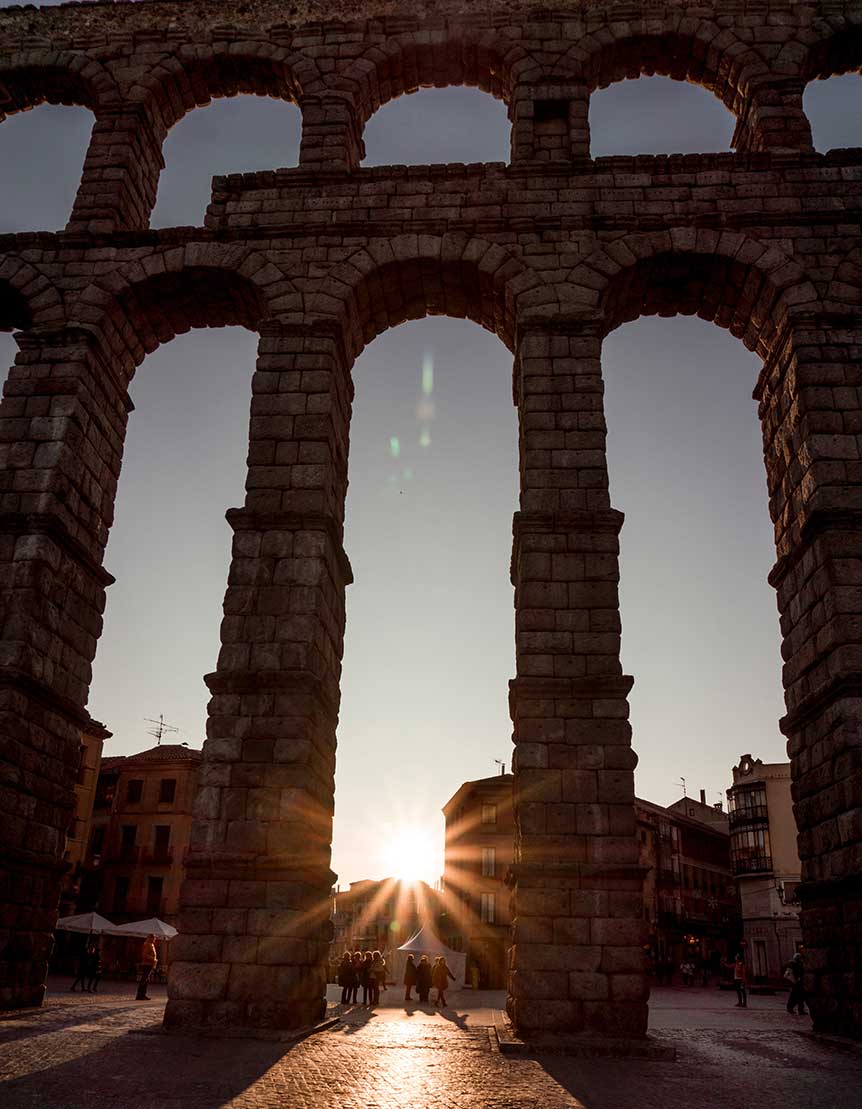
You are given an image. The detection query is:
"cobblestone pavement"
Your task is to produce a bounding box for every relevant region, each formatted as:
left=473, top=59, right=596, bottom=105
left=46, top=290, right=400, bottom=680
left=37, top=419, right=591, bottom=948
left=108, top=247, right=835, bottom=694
left=0, top=980, right=859, bottom=1109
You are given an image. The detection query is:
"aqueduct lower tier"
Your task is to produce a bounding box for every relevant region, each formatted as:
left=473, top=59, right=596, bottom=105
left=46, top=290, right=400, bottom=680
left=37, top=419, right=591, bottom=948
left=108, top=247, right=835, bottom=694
left=1, top=0, right=862, bottom=1043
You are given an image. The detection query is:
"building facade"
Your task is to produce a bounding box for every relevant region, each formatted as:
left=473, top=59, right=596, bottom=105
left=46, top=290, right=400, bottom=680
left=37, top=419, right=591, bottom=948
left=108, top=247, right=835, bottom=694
left=727, top=754, right=802, bottom=982
left=58, top=720, right=110, bottom=917
left=441, top=773, right=514, bottom=988
left=637, top=796, right=741, bottom=977
left=81, top=744, right=202, bottom=925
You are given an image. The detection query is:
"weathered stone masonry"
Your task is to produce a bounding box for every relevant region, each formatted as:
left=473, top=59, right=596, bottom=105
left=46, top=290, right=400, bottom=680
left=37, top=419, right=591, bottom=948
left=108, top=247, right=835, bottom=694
left=0, top=0, right=861, bottom=1041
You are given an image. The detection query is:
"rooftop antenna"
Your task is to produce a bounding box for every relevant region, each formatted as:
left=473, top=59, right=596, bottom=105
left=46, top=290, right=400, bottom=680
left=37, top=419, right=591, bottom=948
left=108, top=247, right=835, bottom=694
left=675, top=777, right=687, bottom=798
left=495, top=759, right=506, bottom=776
left=145, top=714, right=179, bottom=746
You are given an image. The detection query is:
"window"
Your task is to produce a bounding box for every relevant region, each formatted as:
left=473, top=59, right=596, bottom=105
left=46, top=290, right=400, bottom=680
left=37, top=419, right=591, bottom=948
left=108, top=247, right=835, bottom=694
left=127, top=779, right=143, bottom=804
left=90, top=826, right=105, bottom=858
left=159, top=778, right=177, bottom=804
left=730, top=826, right=773, bottom=874
left=153, top=825, right=171, bottom=860
left=480, top=893, right=496, bottom=924
left=113, top=875, right=129, bottom=913
left=481, top=847, right=496, bottom=877
left=146, top=876, right=164, bottom=916
left=120, top=824, right=137, bottom=858
left=481, top=804, right=497, bottom=826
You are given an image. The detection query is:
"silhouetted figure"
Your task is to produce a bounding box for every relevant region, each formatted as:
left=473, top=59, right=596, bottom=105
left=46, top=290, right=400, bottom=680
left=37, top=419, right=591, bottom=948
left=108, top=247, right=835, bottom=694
left=85, top=943, right=102, bottom=993
left=403, top=954, right=417, bottom=1001
left=371, top=950, right=386, bottom=1005
left=136, top=934, right=158, bottom=1001
left=360, top=951, right=374, bottom=1005
left=732, top=954, right=747, bottom=1008
left=432, top=956, right=455, bottom=1008
left=69, top=947, right=90, bottom=993
left=416, top=955, right=432, bottom=1003
left=350, top=951, right=362, bottom=1003
left=338, top=951, right=355, bottom=1004
left=786, top=952, right=807, bottom=1016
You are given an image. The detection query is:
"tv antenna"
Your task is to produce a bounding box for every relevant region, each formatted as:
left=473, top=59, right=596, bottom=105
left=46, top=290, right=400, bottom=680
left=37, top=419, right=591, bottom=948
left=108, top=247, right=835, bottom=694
left=495, top=759, right=506, bottom=775
left=145, top=714, right=179, bottom=746
left=675, top=777, right=687, bottom=797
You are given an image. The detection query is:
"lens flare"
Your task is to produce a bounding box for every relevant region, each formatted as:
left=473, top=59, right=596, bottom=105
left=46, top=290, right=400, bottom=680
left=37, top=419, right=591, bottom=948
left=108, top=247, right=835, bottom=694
left=389, top=436, right=401, bottom=458
left=420, top=428, right=431, bottom=448
left=422, top=352, right=434, bottom=396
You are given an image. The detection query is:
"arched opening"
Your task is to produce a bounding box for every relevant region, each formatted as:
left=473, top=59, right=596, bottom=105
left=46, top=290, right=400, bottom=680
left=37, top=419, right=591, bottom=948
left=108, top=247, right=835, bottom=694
left=151, top=96, right=302, bottom=227
left=590, top=76, right=736, bottom=156
left=332, top=314, right=518, bottom=978
left=804, top=74, right=862, bottom=151
left=0, top=104, right=94, bottom=231
left=362, top=87, right=510, bottom=166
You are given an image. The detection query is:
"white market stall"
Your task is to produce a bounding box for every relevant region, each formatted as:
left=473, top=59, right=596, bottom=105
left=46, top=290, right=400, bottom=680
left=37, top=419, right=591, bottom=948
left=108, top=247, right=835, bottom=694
left=389, top=927, right=467, bottom=992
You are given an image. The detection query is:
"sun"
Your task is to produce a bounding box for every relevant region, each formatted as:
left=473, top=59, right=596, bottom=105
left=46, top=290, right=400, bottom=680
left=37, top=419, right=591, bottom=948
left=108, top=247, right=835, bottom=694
left=381, top=824, right=442, bottom=886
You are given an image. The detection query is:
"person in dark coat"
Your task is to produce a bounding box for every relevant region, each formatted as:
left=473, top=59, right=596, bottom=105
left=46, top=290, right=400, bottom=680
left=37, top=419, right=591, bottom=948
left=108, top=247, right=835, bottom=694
left=416, top=954, right=432, bottom=1003
left=432, top=956, right=456, bottom=1008
left=84, top=943, right=102, bottom=994
left=338, top=951, right=355, bottom=1004
left=349, top=951, right=362, bottom=1003
left=403, top=954, right=417, bottom=1002
left=69, top=945, right=90, bottom=992
left=786, top=951, right=807, bottom=1016
left=360, top=951, right=374, bottom=1006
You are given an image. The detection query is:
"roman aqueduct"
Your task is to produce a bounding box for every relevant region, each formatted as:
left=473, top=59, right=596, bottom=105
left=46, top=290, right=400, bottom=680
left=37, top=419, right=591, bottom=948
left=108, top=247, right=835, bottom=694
left=1, top=0, right=861, bottom=1041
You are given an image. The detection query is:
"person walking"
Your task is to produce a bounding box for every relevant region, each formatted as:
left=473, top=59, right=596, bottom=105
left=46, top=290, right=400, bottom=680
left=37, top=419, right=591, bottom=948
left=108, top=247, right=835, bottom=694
left=432, top=955, right=456, bottom=1008
left=84, top=942, right=102, bottom=994
left=416, top=954, right=432, bottom=1003
left=785, top=951, right=807, bottom=1016
left=403, top=954, right=418, bottom=1002
left=338, top=951, right=355, bottom=1005
left=69, top=945, right=90, bottom=992
left=136, top=933, right=158, bottom=1001
left=732, top=953, right=748, bottom=1008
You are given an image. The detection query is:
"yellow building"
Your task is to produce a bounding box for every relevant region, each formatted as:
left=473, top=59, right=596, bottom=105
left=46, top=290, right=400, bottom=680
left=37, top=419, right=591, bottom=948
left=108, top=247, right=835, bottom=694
left=727, top=753, right=802, bottom=982
left=59, top=720, right=110, bottom=915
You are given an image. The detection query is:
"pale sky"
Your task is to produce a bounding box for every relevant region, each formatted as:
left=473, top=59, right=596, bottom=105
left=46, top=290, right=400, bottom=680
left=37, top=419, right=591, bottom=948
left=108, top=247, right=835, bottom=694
left=1, top=5, right=859, bottom=885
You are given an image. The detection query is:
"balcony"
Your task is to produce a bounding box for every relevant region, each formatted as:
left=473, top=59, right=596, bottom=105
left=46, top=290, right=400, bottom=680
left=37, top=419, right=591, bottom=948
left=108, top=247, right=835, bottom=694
left=141, top=846, right=174, bottom=866
left=728, top=804, right=768, bottom=829
left=731, top=853, right=773, bottom=876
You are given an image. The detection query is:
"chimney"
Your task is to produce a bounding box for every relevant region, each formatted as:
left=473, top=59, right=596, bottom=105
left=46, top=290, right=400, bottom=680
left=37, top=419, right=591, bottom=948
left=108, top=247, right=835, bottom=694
left=699, top=789, right=706, bottom=805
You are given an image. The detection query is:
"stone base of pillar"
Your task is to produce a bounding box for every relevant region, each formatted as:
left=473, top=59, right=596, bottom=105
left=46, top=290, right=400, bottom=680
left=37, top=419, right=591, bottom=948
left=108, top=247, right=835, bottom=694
left=507, top=862, right=649, bottom=1041
left=164, top=859, right=333, bottom=1033
left=799, top=875, right=862, bottom=1040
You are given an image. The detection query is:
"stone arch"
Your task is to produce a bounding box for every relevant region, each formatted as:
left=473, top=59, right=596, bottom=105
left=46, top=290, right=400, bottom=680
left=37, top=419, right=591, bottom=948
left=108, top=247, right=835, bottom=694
left=0, top=49, right=120, bottom=121
left=565, top=230, right=818, bottom=358
left=561, top=19, right=770, bottom=122
left=309, top=234, right=545, bottom=359
left=128, top=41, right=319, bottom=132
left=330, top=30, right=544, bottom=125
left=799, top=17, right=862, bottom=81
left=0, top=255, right=64, bottom=331
left=827, top=244, right=862, bottom=310
left=71, top=246, right=298, bottom=378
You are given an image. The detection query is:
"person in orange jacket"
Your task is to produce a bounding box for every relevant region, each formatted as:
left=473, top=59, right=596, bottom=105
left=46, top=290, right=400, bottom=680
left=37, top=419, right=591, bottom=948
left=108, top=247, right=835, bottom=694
left=136, top=934, right=158, bottom=1001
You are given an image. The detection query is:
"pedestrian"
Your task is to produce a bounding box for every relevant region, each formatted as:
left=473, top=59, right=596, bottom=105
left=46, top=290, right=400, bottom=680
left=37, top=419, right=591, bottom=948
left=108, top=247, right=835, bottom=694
left=338, top=951, right=354, bottom=1005
left=360, top=951, right=374, bottom=1005
left=350, top=951, right=363, bottom=1003
left=416, top=954, right=432, bottom=1003
left=785, top=951, right=807, bottom=1016
left=404, top=953, right=418, bottom=1002
left=84, top=942, right=102, bottom=994
left=432, top=955, right=456, bottom=1008
left=136, top=933, right=158, bottom=1001
left=700, top=956, right=710, bottom=988
left=732, top=954, right=747, bottom=1008
left=680, top=960, right=690, bottom=987
left=370, top=950, right=386, bottom=1006
left=69, top=945, right=90, bottom=992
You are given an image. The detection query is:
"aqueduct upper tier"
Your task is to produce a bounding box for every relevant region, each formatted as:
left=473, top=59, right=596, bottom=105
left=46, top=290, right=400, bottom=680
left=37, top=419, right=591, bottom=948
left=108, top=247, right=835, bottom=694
left=1, top=0, right=861, bottom=1043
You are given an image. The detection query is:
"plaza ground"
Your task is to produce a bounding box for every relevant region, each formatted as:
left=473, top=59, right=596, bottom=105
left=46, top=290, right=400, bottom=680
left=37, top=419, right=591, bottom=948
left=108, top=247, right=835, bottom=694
left=0, top=978, right=859, bottom=1108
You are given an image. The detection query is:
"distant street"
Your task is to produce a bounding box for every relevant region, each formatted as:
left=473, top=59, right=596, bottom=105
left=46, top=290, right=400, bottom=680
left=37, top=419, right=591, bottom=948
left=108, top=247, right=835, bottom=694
left=0, top=978, right=858, bottom=1108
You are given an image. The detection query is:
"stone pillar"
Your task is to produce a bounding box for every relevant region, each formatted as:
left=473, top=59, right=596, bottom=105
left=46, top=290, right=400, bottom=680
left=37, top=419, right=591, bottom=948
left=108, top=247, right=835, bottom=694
left=0, top=327, right=128, bottom=1007
left=165, top=319, right=353, bottom=1032
left=757, top=318, right=862, bottom=1039
left=298, top=92, right=364, bottom=171
left=733, top=78, right=814, bottom=154
left=510, top=83, right=591, bottom=163
left=507, top=320, right=648, bottom=1043
left=67, top=104, right=165, bottom=233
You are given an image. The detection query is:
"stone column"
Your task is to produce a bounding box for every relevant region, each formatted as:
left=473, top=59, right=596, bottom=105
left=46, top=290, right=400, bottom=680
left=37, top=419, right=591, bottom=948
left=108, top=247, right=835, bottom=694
left=165, top=319, right=353, bottom=1032
left=507, top=320, right=648, bottom=1043
left=510, top=83, right=591, bottom=163
left=0, top=327, right=128, bottom=1007
left=67, top=104, right=165, bottom=233
left=757, top=317, right=862, bottom=1039
left=298, top=92, right=364, bottom=171
left=733, top=78, right=814, bottom=154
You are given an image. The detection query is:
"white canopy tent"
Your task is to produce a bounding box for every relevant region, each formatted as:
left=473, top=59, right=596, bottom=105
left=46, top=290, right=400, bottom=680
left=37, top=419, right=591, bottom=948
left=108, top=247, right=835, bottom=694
left=110, top=918, right=177, bottom=939
left=54, top=912, right=118, bottom=935
left=390, top=927, right=467, bottom=992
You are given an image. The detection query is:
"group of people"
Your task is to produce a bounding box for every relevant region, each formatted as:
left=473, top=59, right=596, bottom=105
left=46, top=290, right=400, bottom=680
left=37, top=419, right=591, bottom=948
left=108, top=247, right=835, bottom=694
left=337, top=950, right=456, bottom=1008
left=731, top=950, right=806, bottom=1015
left=69, top=934, right=158, bottom=1002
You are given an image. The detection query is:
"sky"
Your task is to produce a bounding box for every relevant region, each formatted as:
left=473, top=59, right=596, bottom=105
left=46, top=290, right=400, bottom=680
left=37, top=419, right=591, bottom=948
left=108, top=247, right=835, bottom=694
left=0, top=10, right=859, bottom=885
